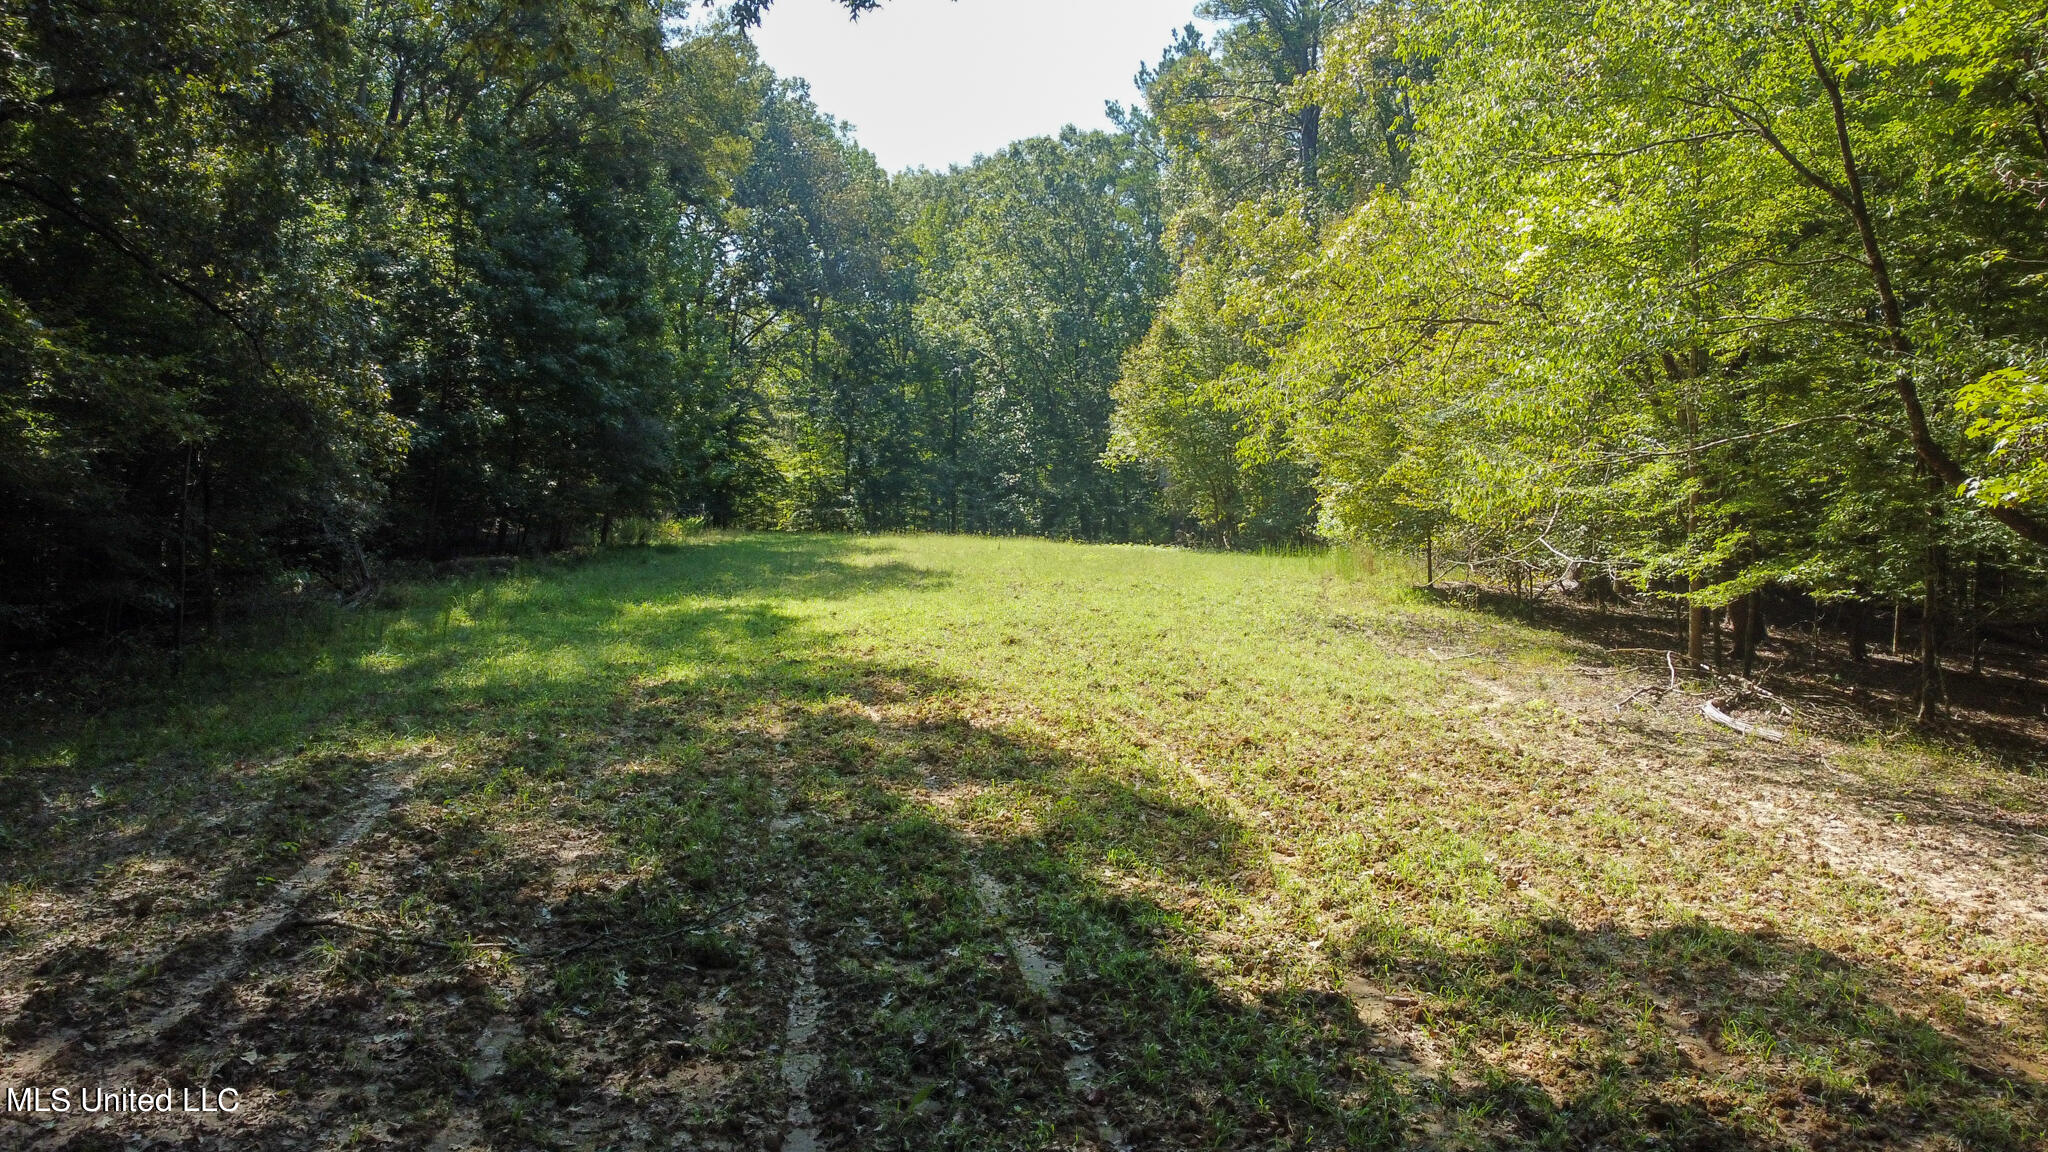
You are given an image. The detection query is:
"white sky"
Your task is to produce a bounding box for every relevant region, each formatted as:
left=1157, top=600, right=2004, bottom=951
left=748, top=0, right=1208, bottom=172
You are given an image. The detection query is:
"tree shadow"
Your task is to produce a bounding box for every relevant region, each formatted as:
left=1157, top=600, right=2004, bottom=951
left=1348, top=914, right=2043, bottom=1149
left=1417, top=584, right=2048, bottom=770
left=1408, top=585, right=2048, bottom=931
left=758, top=692, right=2044, bottom=1150
left=0, top=536, right=949, bottom=1048
left=0, top=538, right=2040, bottom=1150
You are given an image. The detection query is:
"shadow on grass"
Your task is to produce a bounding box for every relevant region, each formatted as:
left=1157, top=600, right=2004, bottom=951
left=0, top=535, right=2038, bottom=1150
left=1418, top=583, right=2048, bottom=770
left=1346, top=912, right=2041, bottom=1149
left=770, top=693, right=2044, bottom=1150
left=1402, top=583, right=2045, bottom=904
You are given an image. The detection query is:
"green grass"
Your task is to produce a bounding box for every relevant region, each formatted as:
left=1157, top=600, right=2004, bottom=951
left=1, top=533, right=2043, bottom=1150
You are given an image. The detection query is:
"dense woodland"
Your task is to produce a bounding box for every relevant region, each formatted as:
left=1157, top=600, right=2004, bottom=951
left=5, top=0, right=2047, bottom=713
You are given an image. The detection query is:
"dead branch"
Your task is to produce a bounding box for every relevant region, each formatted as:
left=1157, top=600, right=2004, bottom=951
left=543, top=898, right=748, bottom=959
left=1724, top=674, right=1793, bottom=717
left=1701, top=698, right=1787, bottom=742
left=1615, top=651, right=1683, bottom=712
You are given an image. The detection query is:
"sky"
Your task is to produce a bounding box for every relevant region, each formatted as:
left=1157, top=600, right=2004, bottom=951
left=748, top=0, right=1208, bottom=173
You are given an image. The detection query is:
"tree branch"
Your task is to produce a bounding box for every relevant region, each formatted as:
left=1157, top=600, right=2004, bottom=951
left=0, top=176, right=272, bottom=366
left=1607, top=413, right=1868, bottom=459
left=0, top=85, right=116, bottom=125
left=1531, top=130, right=1746, bottom=163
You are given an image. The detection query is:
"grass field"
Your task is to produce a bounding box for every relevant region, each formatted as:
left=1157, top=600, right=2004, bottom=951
left=2, top=533, right=2044, bottom=1150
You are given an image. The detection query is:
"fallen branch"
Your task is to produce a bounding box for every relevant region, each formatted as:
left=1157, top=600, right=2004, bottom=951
left=545, top=898, right=749, bottom=959
left=1616, top=685, right=1665, bottom=710
left=1724, top=674, right=1793, bottom=717
left=339, top=581, right=382, bottom=610
left=1426, top=647, right=1479, bottom=662
left=1615, top=651, right=1682, bottom=712
left=1701, top=698, right=1786, bottom=742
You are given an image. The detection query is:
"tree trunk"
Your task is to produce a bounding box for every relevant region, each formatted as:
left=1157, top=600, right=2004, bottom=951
left=1738, top=594, right=1760, bottom=678
left=1684, top=459, right=1705, bottom=669
left=1917, top=552, right=1943, bottom=723
left=1781, top=34, right=2048, bottom=550
left=1687, top=580, right=1708, bottom=670
left=173, top=443, right=193, bottom=667
left=200, top=455, right=220, bottom=631
left=1299, top=103, right=1321, bottom=195
left=1968, top=560, right=1984, bottom=675
left=1847, top=598, right=1867, bottom=663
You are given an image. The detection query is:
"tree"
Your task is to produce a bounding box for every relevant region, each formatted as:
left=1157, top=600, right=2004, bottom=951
left=1190, top=0, right=2048, bottom=711
left=915, top=129, right=1172, bottom=539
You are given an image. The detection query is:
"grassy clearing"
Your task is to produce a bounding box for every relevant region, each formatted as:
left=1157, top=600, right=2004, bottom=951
left=1, top=533, right=2043, bottom=1150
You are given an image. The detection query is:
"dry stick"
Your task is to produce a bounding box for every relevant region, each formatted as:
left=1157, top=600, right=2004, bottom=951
left=1615, top=685, right=1664, bottom=711
left=1615, top=651, right=1683, bottom=712
left=294, top=916, right=521, bottom=953
left=1426, top=647, right=1479, bottom=661
left=544, top=899, right=750, bottom=960
left=1723, top=674, right=1793, bottom=717
left=1699, top=671, right=1792, bottom=741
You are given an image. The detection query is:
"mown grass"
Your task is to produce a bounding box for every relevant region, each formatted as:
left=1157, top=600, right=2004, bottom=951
left=1, top=533, right=2042, bottom=1150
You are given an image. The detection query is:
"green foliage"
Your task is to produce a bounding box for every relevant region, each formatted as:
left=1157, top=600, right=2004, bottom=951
left=0, top=0, right=757, bottom=635
left=1106, top=0, right=2048, bottom=652
left=1110, top=200, right=1319, bottom=545
left=1110, top=4, right=1414, bottom=547
left=1961, top=365, right=2048, bottom=512
left=0, top=1, right=1181, bottom=642
left=14, top=0, right=2047, bottom=655
left=909, top=129, right=1173, bottom=540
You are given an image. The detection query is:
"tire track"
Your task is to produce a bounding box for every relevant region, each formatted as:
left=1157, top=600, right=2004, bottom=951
left=771, top=798, right=825, bottom=1152
left=426, top=1016, right=521, bottom=1152
left=968, top=867, right=1127, bottom=1151
left=779, top=928, right=824, bottom=1152
left=0, top=770, right=414, bottom=1086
